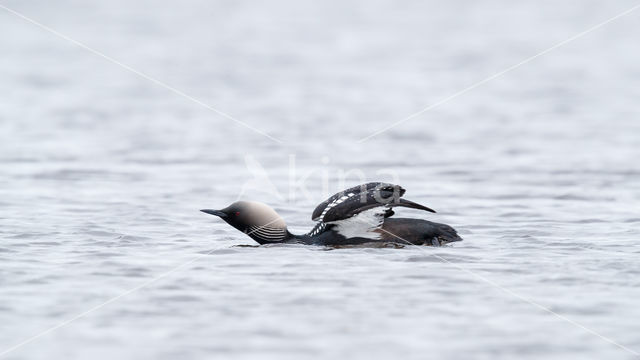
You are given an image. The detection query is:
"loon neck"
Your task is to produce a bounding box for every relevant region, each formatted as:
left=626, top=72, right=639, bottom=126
left=288, top=223, right=330, bottom=241
left=245, top=221, right=331, bottom=244
left=246, top=225, right=294, bottom=244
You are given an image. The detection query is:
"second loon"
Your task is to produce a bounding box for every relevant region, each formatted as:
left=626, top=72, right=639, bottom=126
left=201, top=182, right=462, bottom=246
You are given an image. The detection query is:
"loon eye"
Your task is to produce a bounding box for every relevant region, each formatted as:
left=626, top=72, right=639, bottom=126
left=235, top=211, right=240, bottom=216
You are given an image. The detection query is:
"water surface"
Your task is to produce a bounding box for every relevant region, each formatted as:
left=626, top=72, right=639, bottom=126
left=1, top=1, right=640, bottom=359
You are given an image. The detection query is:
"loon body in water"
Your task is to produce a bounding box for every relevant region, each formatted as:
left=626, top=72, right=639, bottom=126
left=201, top=182, right=462, bottom=246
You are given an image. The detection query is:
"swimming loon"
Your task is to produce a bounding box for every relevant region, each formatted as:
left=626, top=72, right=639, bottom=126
left=201, top=182, right=462, bottom=246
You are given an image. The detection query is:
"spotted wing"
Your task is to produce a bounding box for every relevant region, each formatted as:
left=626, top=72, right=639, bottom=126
left=311, top=182, right=436, bottom=223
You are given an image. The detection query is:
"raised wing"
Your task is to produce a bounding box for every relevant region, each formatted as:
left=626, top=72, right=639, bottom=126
left=312, top=182, right=436, bottom=223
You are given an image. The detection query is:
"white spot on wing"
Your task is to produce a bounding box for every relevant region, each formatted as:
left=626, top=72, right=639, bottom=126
left=317, top=191, right=359, bottom=221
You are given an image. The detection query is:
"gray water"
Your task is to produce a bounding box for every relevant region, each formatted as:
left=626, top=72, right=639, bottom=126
left=1, top=0, right=640, bottom=359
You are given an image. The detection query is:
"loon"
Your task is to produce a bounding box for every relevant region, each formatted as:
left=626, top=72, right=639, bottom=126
left=201, top=182, right=462, bottom=247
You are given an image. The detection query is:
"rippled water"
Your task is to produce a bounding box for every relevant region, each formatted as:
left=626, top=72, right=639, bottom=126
left=2, top=0, right=640, bottom=359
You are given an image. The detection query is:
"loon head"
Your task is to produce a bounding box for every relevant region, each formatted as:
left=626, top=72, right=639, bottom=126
left=201, top=201, right=288, bottom=244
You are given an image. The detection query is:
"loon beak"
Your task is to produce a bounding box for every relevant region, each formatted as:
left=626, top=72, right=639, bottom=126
left=200, top=209, right=227, bottom=218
